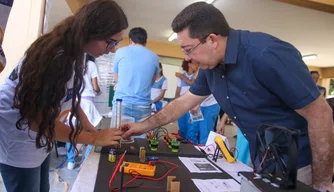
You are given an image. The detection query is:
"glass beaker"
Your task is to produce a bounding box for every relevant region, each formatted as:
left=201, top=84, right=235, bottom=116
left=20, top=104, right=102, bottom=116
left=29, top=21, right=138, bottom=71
left=110, top=99, right=135, bottom=144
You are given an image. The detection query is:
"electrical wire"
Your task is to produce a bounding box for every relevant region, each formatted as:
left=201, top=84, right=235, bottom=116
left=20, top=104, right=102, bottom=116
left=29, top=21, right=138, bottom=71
left=110, top=160, right=178, bottom=191
left=111, top=172, right=144, bottom=192
left=230, top=147, right=239, bottom=159
left=153, top=127, right=168, bottom=138
left=245, top=146, right=270, bottom=192
left=255, top=147, right=269, bottom=174
left=157, top=134, right=165, bottom=140
left=204, top=144, right=216, bottom=152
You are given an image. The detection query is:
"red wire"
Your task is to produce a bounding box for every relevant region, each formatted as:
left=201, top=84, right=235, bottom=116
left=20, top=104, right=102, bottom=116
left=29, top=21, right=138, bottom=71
left=139, top=160, right=178, bottom=181
left=204, top=144, right=216, bottom=152
left=108, top=152, right=126, bottom=190
left=255, top=148, right=269, bottom=174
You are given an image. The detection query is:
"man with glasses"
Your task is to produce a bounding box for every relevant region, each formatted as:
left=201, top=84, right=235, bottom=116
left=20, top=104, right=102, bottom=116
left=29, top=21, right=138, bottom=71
left=112, top=27, right=159, bottom=138
left=121, top=2, right=334, bottom=191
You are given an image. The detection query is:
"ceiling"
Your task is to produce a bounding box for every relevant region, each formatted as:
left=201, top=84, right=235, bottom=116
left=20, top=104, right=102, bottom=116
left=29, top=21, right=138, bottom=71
left=47, top=0, right=334, bottom=67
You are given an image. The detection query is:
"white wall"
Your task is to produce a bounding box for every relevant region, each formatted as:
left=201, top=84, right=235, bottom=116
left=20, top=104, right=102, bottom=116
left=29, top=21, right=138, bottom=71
left=0, top=0, right=45, bottom=83
left=45, top=0, right=72, bottom=33
left=159, top=57, right=183, bottom=99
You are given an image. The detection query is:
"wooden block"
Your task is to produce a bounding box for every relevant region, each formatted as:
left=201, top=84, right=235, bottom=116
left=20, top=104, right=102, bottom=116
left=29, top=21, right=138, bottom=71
left=166, top=176, right=176, bottom=192
left=170, top=179, right=180, bottom=192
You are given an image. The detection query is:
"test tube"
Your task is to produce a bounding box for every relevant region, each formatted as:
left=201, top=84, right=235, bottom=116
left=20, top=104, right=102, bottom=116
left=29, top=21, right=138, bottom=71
left=115, top=98, right=122, bottom=147
left=115, top=98, right=123, bottom=129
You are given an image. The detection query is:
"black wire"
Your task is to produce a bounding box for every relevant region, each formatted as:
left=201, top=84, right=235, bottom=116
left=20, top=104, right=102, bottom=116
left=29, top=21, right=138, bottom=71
left=110, top=171, right=145, bottom=191
left=230, top=147, right=239, bottom=159
left=155, top=162, right=168, bottom=177
left=157, top=134, right=165, bottom=140
left=154, top=127, right=168, bottom=138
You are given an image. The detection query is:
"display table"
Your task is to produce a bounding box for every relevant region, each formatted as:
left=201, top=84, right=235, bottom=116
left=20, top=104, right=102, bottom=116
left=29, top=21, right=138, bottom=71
left=71, top=139, right=316, bottom=192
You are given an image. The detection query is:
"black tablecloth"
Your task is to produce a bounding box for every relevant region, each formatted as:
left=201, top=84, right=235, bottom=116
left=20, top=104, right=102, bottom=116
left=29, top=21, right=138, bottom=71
left=239, top=172, right=317, bottom=192
left=94, top=154, right=231, bottom=192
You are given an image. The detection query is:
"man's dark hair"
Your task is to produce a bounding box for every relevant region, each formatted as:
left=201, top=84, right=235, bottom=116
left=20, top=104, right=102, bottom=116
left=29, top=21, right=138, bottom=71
left=172, top=2, right=230, bottom=39
left=129, top=27, right=147, bottom=45
left=310, top=71, right=320, bottom=75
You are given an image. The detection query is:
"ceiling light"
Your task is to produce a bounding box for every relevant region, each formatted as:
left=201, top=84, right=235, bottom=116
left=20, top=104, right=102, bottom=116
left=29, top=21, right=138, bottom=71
left=302, top=54, right=317, bottom=60
left=206, top=0, right=216, bottom=4
left=168, top=33, right=177, bottom=42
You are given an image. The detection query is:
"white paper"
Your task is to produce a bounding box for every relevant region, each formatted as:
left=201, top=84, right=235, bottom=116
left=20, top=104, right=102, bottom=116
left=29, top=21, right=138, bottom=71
left=228, top=172, right=242, bottom=183
left=189, top=108, right=204, bottom=123
left=192, top=179, right=240, bottom=192
left=212, top=158, right=253, bottom=173
left=205, top=131, right=230, bottom=150
left=211, top=158, right=253, bottom=183
left=179, top=157, right=222, bottom=173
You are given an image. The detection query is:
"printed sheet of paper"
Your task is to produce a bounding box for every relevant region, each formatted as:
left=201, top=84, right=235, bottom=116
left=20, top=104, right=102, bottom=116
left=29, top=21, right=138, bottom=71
left=192, top=179, right=240, bottom=192
left=210, top=158, right=253, bottom=183
left=179, top=157, right=221, bottom=173
left=189, top=108, right=204, bottom=123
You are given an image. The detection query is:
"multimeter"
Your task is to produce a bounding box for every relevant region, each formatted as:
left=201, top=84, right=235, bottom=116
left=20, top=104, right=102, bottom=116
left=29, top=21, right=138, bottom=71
left=119, top=161, right=156, bottom=177
left=214, top=136, right=236, bottom=163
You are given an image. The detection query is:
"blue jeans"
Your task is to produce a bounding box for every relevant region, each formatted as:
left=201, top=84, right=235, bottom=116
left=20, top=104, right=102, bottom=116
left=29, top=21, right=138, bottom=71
left=112, top=102, right=151, bottom=139
left=0, top=154, right=50, bottom=192
left=154, top=101, right=163, bottom=111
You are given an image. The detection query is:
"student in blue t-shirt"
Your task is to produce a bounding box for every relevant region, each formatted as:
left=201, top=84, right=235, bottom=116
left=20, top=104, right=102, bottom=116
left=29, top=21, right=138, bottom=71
left=151, top=63, right=168, bottom=112
left=112, top=27, right=159, bottom=138
left=175, top=59, right=198, bottom=140
left=310, top=71, right=326, bottom=98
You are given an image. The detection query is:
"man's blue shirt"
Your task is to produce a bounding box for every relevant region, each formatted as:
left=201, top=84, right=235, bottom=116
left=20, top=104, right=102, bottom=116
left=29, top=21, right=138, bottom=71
left=190, top=29, right=320, bottom=168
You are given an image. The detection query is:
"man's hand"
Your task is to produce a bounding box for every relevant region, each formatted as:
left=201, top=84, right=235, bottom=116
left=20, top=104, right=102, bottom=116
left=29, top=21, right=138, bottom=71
left=296, top=96, right=334, bottom=191
left=120, top=123, right=147, bottom=139
left=217, top=113, right=228, bottom=135
left=190, top=105, right=200, bottom=115
left=216, top=123, right=225, bottom=135
left=92, top=128, right=123, bottom=146
left=175, top=72, right=182, bottom=78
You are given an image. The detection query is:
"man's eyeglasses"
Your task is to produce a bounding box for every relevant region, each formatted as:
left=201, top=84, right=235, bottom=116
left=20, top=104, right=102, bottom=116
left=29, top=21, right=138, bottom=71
left=106, top=38, right=122, bottom=52
left=182, top=34, right=210, bottom=56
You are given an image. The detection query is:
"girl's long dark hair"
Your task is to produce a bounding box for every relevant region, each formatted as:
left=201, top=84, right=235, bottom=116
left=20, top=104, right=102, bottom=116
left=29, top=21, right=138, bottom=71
left=84, top=54, right=96, bottom=75
left=13, top=0, right=128, bottom=152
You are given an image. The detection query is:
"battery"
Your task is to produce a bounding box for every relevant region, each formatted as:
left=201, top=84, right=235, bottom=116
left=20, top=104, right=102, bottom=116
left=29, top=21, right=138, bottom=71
left=108, top=149, right=116, bottom=163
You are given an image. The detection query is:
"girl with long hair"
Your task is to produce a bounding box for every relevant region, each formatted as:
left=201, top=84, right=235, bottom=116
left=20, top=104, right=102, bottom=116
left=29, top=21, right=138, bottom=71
left=0, top=1, right=128, bottom=191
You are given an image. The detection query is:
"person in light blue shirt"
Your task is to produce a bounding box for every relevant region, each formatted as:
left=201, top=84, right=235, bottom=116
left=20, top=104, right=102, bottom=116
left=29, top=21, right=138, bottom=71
left=112, top=27, right=159, bottom=138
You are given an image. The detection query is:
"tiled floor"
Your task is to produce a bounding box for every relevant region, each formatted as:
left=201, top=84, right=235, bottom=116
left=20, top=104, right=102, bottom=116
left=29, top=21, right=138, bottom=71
left=0, top=119, right=237, bottom=192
